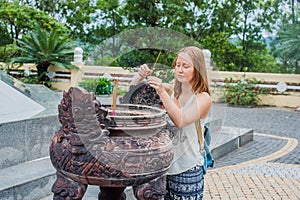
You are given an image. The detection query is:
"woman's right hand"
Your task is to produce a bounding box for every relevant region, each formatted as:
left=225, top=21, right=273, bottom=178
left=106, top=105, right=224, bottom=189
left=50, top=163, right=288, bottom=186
left=130, top=64, right=153, bottom=86
left=138, top=64, right=152, bottom=79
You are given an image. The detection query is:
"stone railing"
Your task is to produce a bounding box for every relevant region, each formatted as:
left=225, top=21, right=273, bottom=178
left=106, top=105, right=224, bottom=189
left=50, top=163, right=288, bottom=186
left=2, top=47, right=300, bottom=108
left=41, top=65, right=300, bottom=108
left=208, top=71, right=300, bottom=108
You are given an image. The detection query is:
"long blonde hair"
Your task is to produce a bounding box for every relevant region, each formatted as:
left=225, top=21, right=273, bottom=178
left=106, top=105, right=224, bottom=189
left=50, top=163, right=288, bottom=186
left=173, top=46, right=210, bottom=98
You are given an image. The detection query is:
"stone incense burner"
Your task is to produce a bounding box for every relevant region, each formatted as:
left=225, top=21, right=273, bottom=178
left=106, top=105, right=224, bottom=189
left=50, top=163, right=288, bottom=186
left=49, top=85, right=173, bottom=200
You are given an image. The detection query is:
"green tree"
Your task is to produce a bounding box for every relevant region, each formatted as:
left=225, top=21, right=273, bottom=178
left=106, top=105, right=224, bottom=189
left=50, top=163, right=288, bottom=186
left=0, top=43, right=20, bottom=64
left=160, top=0, right=217, bottom=40
left=58, top=0, right=95, bottom=43
left=201, top=32, right=244, bottom=71
left=0, top=1, right=67, bottom=43
left=273, top=23, right=300, bottom=73
left=0, top=0, right=289, bottom=74
left=0, top=21, right=12, bottom=46
left=271, top=0, right=299, bottom=73
left=208, top=0, right=240, bottom=36
left=10, top=28, right=78, bottom=86
left=233, top=0, right=281, bottom=71
left=120, top=0, right=280, bottom=73
left=93, top=0, right=124, bottom=56
left=122, top=0, right=161, bottom=27
left=245, top=42, right=280, bottom=73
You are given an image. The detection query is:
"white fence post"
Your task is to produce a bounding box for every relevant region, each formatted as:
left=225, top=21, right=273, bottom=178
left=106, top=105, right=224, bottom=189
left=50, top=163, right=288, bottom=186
left=71, top=47, right=85, bottom=87
left=203, top=49, right=212, bottom=70
left=73, top=47, right=84, bottom=64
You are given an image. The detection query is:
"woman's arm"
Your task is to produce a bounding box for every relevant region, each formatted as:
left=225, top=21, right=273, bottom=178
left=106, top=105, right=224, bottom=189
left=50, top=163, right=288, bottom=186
left=158, top=91, right=211, bottom=128
left=147, top=77, right=212, bottom=128
left=130, top=64, right=174, bottom=95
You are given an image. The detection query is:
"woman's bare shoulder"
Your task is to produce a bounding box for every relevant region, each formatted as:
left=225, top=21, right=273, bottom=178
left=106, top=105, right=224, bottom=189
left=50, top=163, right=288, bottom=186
left=196, top=92, right=211, bottom=99
left=195, top=92, right=212, bottom=105
left=195, top=92, right=212, bottom=118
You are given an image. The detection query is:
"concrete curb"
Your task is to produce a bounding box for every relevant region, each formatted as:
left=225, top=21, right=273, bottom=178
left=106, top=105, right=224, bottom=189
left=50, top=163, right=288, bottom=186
left=210, top=132, right=298, bottom=172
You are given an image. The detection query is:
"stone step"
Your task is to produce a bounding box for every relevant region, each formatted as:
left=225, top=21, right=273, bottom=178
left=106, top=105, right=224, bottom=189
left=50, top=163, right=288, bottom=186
left=211, top=126, right=253, bottom=159
left=0, top=115, right=60, bottom=170
left=0, top=157, right=55, bottom=200
left=0, top=125, right=253, bottom=200
left=40, top=185, right=136, bottom=200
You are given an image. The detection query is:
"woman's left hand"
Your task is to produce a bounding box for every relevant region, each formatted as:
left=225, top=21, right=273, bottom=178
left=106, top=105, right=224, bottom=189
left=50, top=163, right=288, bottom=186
left=147, top=76, right=165, bottom=94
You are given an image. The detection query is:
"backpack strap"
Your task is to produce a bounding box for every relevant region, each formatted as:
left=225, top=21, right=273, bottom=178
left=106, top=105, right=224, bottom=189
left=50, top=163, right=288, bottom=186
left=195, top=120, right=204, bottom=152
left=195, top=121, right=215, bottom=171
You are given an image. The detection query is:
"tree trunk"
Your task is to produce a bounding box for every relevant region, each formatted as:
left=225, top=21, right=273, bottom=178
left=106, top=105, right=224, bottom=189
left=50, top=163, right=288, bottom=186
left=36, top=62, right=50, bottom=87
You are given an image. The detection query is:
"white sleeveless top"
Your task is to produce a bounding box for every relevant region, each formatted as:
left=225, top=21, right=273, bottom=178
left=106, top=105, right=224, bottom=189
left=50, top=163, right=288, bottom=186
left=167, top=94, right=204, bottom=175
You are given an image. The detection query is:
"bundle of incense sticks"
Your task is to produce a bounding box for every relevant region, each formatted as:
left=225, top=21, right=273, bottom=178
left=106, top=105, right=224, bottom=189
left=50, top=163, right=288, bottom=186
left=111, top=79, right=119, bottom=115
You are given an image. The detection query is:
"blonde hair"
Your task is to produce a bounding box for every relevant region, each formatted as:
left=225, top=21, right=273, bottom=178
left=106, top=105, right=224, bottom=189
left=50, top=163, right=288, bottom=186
left=173, top=46, right=210, bottom=98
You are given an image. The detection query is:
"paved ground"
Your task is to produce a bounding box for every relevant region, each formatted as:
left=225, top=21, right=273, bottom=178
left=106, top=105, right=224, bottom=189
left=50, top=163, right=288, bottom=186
left=204, top=103, right=300, bottom=199
left=42, top=102, right=300, bottom=200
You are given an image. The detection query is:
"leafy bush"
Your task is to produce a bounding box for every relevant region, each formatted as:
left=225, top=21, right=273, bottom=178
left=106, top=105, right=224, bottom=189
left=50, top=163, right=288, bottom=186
left=224, top=75, right=266, bottom=106
left=0, top=44, right=20, bottom=63
left=19, top=73, right=51, bottom=86
left=78, top=77, right=113, bottom=95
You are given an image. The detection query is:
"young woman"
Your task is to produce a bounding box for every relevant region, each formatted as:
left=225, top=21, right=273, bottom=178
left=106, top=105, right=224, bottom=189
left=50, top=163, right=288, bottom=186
left=131, top=46, right=212, bottom=199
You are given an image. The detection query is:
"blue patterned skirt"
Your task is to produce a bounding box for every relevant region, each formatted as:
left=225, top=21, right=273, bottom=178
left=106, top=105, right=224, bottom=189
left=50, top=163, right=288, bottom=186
left=165, top=165, right=204, bottom=200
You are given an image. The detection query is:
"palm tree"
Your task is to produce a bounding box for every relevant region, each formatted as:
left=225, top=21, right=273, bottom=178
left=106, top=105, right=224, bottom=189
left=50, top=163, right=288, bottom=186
left=273, top=23, right=300, bottom=73
left=10, top=28, right=78, bottom=86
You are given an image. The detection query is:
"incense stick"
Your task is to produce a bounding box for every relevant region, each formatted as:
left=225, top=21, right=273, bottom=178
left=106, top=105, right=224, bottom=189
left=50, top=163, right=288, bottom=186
left=142, top=51, right=162, bottom=94
left=152, top=51, right=161, bottom=72
left=111, top=79, right=119, bottom=115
